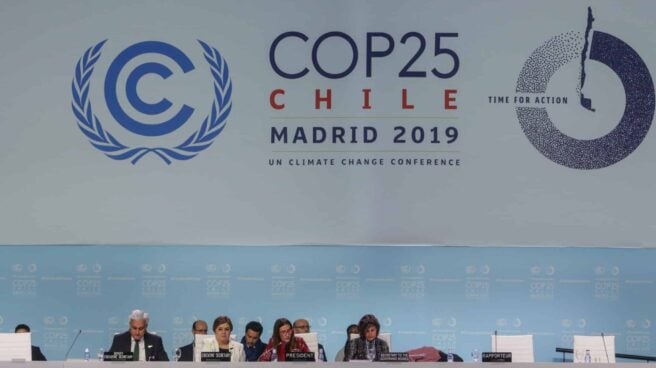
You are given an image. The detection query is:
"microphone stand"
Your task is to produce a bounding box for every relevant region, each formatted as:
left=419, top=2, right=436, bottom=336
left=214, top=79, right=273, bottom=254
left=64, top=329, right=83, bottom=361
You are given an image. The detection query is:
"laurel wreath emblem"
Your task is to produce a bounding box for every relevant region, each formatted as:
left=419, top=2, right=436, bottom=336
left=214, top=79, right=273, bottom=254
left=71, top=40, right=232, bottom=164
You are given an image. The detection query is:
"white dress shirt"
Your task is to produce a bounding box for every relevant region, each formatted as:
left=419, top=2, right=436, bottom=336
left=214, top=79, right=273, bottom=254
left=199, top=338, right=246, bottom=362
left=131, top=338, right=147, bottom=362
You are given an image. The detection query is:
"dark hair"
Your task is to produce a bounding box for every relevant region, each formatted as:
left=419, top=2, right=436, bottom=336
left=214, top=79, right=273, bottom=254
left=344, top=324, right=359, bottom=348
left=271, top=318, right=297, bottom=350
left=212, top=316, right=233, bottom=332
left=15, top=324, right=30, bottom=333
left=245, top=321, right=263, bottom=335
left=358, top=314, right=380, bottom=339
left=192, top=320, right=207, bottom=331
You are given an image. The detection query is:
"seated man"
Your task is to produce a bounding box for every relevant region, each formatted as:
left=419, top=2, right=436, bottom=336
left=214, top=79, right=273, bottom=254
left=293, top=318, right=327, bottom=361
left=240, top=321, right=266, bottom=361
left=14, top=324, right=46, bottom=361
left=334, top=324, right=358, bottom=362
left=175, top=320, right=207, bottom=361
left=109, top=309, right=169, bottom=361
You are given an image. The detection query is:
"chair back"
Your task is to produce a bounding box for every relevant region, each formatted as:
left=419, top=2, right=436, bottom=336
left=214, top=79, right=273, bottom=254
left=490, top=334, right=534, bottom=362
left=573, top=335, right=615, bottom=363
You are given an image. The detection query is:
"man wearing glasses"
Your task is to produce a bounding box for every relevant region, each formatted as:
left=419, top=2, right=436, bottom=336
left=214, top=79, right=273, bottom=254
left=110, top=309, right=169, bottom=361
left=176, top=320, right=208, bottom=362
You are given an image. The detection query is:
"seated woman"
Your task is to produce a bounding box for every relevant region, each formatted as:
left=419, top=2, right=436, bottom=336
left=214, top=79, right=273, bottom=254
left=199, top=316, right=245, bottom=362
left=344, top=314, right=389, bottom=361
left=258, top=318, right=309, bottom=361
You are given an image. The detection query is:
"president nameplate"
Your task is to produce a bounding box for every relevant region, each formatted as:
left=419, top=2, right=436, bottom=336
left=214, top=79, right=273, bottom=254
left=285, top=352, right=315, bottom=362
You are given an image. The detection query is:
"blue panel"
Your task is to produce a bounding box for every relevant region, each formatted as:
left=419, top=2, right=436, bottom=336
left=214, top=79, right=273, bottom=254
left=0, top=246, right=653, bottom=362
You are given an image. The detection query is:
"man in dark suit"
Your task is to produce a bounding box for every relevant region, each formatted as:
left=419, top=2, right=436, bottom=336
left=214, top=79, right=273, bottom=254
left=174, top=319, right=208, bottom=361
left=293, top=318, right=327, bottom=361
left=240, top=321, right=267, bottom=361
left=109, top=309, right=169, bottom=361
left=14, top=324, right=46, bottom=361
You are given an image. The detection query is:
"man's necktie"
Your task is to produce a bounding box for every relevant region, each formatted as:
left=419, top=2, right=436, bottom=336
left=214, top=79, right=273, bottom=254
left=133, top=340, right=140, bottom=361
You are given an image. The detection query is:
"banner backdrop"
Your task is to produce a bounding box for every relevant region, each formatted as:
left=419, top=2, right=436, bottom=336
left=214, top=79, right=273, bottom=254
left=0, top=0, right=655, bottom=246
left=1, top=245, right=654, bottom=362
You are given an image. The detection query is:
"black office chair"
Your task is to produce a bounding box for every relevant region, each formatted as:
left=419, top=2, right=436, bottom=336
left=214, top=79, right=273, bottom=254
left=438, top=351, right=464, bottom=362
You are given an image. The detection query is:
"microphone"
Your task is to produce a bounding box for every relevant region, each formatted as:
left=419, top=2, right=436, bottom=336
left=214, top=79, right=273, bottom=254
left=601, top=332, right=610, bottom=363
left=64, top=329, right=83, bottom=361
left=494, top=330, right=498, bottom=353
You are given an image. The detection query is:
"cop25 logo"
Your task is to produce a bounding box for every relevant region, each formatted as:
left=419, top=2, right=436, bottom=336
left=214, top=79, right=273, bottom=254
left=516, top=8, right=655, bottom=169
left=71, top=40, right=232, bottom=164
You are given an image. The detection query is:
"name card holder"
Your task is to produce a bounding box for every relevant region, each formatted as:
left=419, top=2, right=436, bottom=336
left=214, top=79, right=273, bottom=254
left=201, top=352, right=231, bottom=362
left=285, top=352, right=315, bottom=362
left=482, top=352, right=512, bottom=362
left=379, top=352, right=410, bottom=362
left=103, top=352, right=134, bottom=361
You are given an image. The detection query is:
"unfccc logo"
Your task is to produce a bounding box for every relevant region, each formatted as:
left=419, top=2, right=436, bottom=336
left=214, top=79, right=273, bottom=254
left=71, top=40, right=233, bottom=164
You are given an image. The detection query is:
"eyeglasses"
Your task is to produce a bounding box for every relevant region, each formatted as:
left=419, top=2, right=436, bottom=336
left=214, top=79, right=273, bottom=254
left=295, top=325, right=309, bottom=329
left=279, top=328, right=293, bottom=335
left=194, top=329, right=208, bottom=333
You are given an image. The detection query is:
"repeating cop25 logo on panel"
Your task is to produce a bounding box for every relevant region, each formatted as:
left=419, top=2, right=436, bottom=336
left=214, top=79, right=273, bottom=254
left=490, top=7, right=655, bottom=169
left=71, top=40, right=233, bottom=164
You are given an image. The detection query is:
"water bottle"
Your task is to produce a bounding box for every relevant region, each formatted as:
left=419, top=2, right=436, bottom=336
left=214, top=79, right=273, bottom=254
left=318, top=346, right=325, bottom=362
left=271, top=348, right=277, bottom=362
left=84, top=348, right=91, bottom=362
left=447, top=348, right=454, bottom=363
left=471, top=348, right=480, bottom=362
left=584, top=349, right=591, bottom=363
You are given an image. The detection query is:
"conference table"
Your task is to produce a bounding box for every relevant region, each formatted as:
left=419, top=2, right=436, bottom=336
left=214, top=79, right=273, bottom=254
left=1, top=363, right=655, bottom=368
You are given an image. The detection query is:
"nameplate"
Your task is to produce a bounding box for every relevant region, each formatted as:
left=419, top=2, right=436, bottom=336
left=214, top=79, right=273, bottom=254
left=482, top=352, right=512, bottom=362
left=201, top=352, right=231, bottom=362
left=103, top=351, right=134, bottom=361
left=285, top=352, right=315, bottom=362
left=379, top=352, right=410, bottom=362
